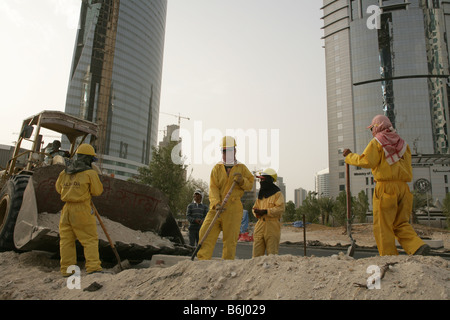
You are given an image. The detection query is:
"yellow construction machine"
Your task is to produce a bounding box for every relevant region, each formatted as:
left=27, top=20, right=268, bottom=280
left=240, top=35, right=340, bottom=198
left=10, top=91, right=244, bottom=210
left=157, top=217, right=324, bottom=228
left=0, top=110, right=189, bottom=261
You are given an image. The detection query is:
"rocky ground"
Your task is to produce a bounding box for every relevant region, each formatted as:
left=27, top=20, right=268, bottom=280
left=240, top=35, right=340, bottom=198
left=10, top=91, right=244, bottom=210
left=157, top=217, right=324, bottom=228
left=0, top=223, right=448, bottom=301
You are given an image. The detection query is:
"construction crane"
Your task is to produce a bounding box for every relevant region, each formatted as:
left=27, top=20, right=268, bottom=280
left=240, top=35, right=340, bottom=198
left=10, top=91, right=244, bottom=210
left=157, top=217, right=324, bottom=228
left=160, top=112, right=190, bottom=127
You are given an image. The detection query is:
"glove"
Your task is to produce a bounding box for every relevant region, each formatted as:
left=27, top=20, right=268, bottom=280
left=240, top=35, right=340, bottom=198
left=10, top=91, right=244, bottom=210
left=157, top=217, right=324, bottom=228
left=254, top=209, right=268, bottom=218
left=233, top=173, right=244, bottom=186
left=215, top=204, right=225, bottom=212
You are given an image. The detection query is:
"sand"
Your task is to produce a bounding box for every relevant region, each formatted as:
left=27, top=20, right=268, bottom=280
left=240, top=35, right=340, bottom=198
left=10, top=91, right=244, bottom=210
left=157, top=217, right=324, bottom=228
left=0, top=223, right=448, bottom=301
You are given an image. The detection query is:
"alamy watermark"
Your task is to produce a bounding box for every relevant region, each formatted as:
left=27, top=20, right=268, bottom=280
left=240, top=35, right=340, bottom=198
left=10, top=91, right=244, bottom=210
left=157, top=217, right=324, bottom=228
left=366, top=265, right=381, bottom=289
left=169, top=121, right=280, bottom=172
left=366, top=5, right=382, bottom=30
left=66, top=265, right=81, bottom=290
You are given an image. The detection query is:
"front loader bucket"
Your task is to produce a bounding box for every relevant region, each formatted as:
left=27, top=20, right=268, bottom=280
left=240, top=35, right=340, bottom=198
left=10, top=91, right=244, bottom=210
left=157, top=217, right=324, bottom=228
left=13, top=165, right=189, bottom=260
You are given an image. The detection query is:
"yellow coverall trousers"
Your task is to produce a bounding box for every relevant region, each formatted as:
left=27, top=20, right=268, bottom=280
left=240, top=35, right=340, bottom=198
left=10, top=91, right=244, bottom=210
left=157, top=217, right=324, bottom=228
left=59, top=202, right=102, bottom=275
left=373, top=181, right=424, bottom=255
left=197, top=204, right=243, bottom=260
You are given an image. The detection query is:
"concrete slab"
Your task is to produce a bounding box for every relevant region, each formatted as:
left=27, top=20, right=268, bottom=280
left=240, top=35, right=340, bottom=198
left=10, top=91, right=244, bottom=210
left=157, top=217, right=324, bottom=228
left=395, top=239, right=444, bottom=249
left=423, top=239, right=444, bottom=249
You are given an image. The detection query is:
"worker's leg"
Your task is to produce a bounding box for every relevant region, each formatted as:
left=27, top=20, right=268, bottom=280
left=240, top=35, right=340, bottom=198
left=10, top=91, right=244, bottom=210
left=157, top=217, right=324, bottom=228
left=188, top=228, right=197, bottom=247
left=372, top=182, right=398, bottom=256
left=221, top=208, right=243, bottom=260
left=70, top=204, right=102, bottom=273
left=394, top=183, right=425, bottom=255
left=197, top=210, right=222, bottom=260
left=252, top=221, right=266, bottom=257
left=265, top=221, right=281, bottom=255
left=59, top=208, right=77, bottom=276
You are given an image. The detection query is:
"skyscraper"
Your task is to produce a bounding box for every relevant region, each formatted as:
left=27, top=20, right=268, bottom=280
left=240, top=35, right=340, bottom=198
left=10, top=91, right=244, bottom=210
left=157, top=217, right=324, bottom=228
left=322, top=0, right=450, bottom=205
left=65, top=0, right=167, bottom=179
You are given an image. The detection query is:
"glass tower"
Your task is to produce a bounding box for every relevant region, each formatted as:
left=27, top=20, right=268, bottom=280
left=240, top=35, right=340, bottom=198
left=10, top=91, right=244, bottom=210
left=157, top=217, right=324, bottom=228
left=65, top=0, right=167, bottom=179
left=322, top=0, right=450, bottom=206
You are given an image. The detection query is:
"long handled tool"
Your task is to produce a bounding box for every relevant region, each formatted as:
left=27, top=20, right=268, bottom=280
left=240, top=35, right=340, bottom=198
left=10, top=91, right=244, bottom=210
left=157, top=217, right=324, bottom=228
left=346, top=163, right=356, bottom=257
left=91, top=201, right=130, bottom=272
left=191, top=181, right=237, bottom=261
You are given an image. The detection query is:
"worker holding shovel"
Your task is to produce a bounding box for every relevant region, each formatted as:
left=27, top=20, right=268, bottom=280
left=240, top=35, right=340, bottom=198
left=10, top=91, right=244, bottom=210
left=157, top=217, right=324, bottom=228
left=56, top=144, right=104, bottom=276
left=343, top=115, right=430, bottom=256
left=196, top=136, right=254, bottom=260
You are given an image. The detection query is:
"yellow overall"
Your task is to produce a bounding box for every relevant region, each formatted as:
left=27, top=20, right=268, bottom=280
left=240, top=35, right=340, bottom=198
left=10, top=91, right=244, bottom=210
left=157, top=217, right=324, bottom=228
left=345, top=139, right=425, bottom=255
left=56, top=169, right=104, bottom=275
left=252, top=191, right=285, bottom=257
left=197, top=163, right=254, bottom=260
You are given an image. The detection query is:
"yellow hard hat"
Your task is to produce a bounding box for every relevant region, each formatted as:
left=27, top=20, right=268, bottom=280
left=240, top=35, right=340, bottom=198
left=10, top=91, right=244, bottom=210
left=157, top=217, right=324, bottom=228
left=257, top=168, right=277, bottom=182
left=221, top=136, right=236, bottom=149
left=76, top=143, right=96, bottom=156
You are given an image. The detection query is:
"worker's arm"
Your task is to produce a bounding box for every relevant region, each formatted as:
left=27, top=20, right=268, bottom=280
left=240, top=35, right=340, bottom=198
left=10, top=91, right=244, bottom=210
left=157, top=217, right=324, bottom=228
left=234, top=165, right=254, bottom=191
left=186, top=204, right=195, bottom=223
left=209, top=165, right=222, bottom=209
left=55, top=171, right=64, bottom=194
left=344, top=139, right=381, bottom=169
left=89, top=170, right=104, bottom=196
left=266, top=192, right=285, bottom=219
left=252, top=199, right=261, bottom=218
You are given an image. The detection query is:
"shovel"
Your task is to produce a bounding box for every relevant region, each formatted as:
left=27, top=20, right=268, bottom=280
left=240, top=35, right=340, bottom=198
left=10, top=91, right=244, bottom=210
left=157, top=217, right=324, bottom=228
left=346, top=163, right=356, bottom=257
left=91, top=202, right=131, bottom=272
left=191, top=181, right=237, bottom=260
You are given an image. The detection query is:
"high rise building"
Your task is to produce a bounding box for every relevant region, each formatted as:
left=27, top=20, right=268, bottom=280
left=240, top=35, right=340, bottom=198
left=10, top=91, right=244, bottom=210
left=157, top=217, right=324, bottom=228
left=321, top=0, right=450, bottom=206
left=65, top=0, right=167, bottom=179
left=315, top=168, right=330, bottom=198
left=294, top=187, right=308, bottom=208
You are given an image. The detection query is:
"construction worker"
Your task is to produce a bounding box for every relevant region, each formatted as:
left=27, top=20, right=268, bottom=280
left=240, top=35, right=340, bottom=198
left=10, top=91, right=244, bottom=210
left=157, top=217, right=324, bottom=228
left=197, top=136, right=254, bottom=260
left=343, top=115, right=430, bottom=256
left=44, top=140, right=69, bottom=164
left=186, top=189, right=208, bottom=247
left=55, top=143, right=104, bottom=276
left=252, top=168, right=285, bottom=257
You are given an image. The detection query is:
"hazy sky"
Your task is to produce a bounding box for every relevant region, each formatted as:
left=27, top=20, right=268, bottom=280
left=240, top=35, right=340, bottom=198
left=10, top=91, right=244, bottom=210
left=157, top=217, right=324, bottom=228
left=0, top=0, right=328, bottom=201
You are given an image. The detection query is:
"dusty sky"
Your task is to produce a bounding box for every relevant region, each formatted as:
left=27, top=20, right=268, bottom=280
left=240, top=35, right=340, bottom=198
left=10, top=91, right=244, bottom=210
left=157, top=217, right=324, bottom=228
left=0, top=0, right=328, bottom=201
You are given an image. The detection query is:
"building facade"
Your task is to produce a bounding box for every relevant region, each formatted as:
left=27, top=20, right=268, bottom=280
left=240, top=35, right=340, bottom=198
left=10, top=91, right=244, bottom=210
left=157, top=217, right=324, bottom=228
left=315, top=168, right=330, bottom=198
left=65, top=0, right=167, bottom=179
left=294, top=187, right=308, bottom=208
left=322, top=0, right=450, bottom=207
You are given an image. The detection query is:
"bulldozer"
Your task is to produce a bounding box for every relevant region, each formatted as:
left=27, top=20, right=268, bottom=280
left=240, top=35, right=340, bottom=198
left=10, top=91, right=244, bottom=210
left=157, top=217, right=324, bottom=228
left=0, top=110, right=191, bottom=261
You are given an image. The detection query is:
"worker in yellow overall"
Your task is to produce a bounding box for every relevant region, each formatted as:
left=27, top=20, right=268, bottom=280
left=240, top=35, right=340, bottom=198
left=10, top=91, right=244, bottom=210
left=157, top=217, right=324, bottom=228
left=56, top=144, right=104, bottom=276
left=343, top=115, right=429, bottom=256
left=197, top=136, right=254, bottom=260
left=252, top=168, right=285, bottom=257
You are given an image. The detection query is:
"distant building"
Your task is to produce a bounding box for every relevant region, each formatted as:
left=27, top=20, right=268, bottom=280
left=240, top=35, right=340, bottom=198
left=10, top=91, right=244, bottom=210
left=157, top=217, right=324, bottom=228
left=321, top=0, right=450, bottom=206
left=294, top=187, right=308, bottom=208
left=159, top=124, right=180, bottom=149
left=276, top=176, right=286, bottom=201
left=315, top=168, right=330, bottom=198
left=0, top=144, right=13, bottom=169
left=64, top=0, right=167, bottom=180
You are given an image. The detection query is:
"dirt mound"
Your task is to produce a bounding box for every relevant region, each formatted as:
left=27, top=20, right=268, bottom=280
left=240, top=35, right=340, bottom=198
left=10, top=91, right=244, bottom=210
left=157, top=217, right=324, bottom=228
left=0, top=250, right=448, bottom=300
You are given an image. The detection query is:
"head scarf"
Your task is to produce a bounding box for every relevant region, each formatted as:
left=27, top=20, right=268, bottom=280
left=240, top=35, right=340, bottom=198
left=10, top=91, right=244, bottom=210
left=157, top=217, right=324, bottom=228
left=257, top=175, right=280, bottom=200
left=367, top=115, right=406, bottom=165
left=65, top=154, right=95, bottom=174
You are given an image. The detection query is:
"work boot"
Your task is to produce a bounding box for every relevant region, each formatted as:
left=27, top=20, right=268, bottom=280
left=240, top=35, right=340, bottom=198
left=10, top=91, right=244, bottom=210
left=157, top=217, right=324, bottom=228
left=414, top=244, right=431, bottom=256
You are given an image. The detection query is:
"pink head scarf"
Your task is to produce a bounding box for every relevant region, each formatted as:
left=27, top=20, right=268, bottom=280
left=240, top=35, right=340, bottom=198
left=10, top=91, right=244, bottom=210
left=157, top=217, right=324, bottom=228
left=367, top=115, right=407, bottom=165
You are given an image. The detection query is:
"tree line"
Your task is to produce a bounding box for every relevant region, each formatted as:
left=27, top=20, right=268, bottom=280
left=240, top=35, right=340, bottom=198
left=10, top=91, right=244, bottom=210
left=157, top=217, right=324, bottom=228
left=131, top=141, right=450, bottom=229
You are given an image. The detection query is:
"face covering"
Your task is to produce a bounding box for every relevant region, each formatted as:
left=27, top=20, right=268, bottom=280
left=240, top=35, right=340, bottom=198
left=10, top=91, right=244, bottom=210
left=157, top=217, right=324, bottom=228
left=258, top=176, right=280, bottom=200
left=65, top=154, right=94, bottom=174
